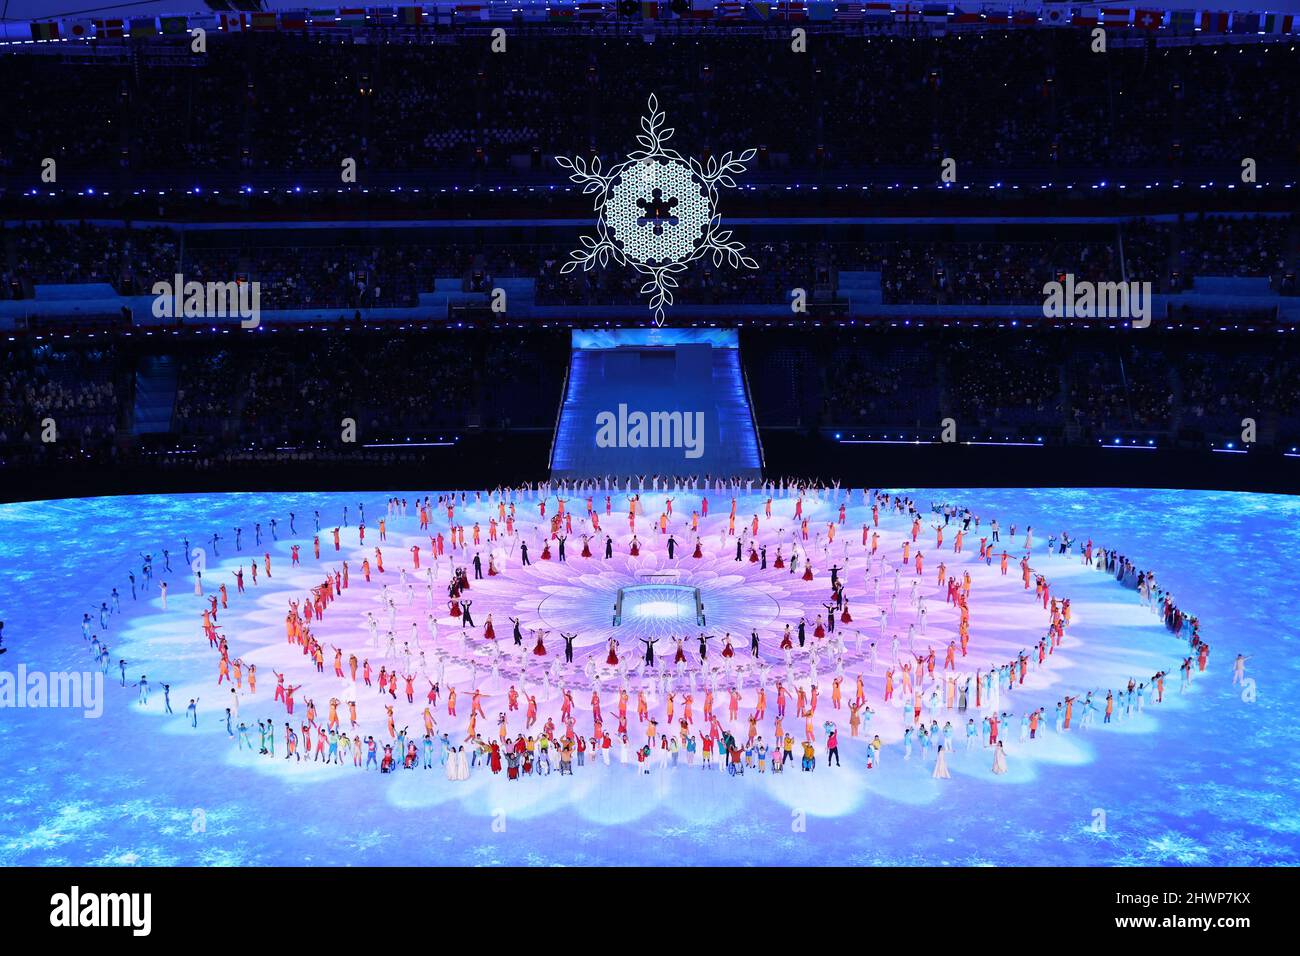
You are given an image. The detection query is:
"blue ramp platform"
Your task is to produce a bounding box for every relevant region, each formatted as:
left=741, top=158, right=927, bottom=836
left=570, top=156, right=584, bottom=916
left=550, top=329, right=763, bottom=480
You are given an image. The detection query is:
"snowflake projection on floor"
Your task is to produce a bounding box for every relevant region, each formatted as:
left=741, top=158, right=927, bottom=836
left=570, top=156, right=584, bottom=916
left=555, top=94, right=757, bottom=326
left=434, top=547, right=812, bottom=693
left=3, top=488, right=1294, bottom=865
left=526, top=554, right=798, bottom=662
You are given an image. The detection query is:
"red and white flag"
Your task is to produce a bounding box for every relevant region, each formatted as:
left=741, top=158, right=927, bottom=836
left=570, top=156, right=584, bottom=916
left=1133, top=9, right=1163, bottom=30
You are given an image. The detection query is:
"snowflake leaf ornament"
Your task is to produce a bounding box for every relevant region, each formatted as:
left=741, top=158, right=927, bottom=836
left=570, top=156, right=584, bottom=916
left=555, top=95, right=757, bottom=326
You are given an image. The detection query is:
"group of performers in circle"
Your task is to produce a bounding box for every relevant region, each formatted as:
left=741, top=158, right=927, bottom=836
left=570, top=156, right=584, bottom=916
left=73, top=476, right=1226, bottom=785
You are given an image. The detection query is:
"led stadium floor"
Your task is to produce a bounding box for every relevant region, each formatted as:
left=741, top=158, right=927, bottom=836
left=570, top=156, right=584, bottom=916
left=0, top=487, right=1295, bottom=866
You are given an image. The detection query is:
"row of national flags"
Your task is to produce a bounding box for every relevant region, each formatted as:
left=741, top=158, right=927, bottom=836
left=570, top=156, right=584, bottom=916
left=16, top=5, right=1298, bottom=41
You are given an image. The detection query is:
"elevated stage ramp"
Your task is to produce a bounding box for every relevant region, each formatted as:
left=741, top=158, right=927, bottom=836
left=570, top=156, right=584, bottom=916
left=550, top=329, right=762, bottom=480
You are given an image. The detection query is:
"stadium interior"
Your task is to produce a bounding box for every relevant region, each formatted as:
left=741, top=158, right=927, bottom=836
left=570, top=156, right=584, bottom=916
left=1, top=4, right=1297, bottom=497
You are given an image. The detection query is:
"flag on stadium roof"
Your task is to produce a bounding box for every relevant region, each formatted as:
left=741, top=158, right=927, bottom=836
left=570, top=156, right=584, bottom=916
left=94, top=18, right=125, bottom=38
left=30, top=21, right=60, bottom=40
left=1197, top=11, right=1229, bottom=33
left=1262, top=12, right=1295, bottom=34
left=1132, top=9, right=1162, bottom=30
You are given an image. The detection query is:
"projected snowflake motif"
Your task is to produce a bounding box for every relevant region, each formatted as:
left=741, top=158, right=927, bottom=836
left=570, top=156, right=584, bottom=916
left=555, top=94, right=757, bottom=326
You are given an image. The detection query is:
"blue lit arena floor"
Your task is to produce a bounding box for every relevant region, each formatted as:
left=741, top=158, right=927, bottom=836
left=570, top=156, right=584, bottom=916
left=0, top=487, right=1296, bottom=867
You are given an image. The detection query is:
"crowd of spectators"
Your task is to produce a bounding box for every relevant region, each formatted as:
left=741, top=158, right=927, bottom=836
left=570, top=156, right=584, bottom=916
left=173, top=335, right=478, bottom=446
left=7, top=220, right=1290, bottom=310
left=1121, top=215, right=1291, bottom=292
left=2, top=330, right=1299, bottom=474
left=1, top=223, right=178, bottom=298
left=182, top=246, right=423, bottom=309
left=1067, top=346, right=1175, bottom=438
left=483, top=335, right=572, bottom=429
left=740, top=330, right=1297, bottom=445
left=868, top=239, right=1120, bottom=305
left=1182, top=350, right=1300, bottom=443
left=1, top=33, right=1295, bottom=176
left=948, top=340, right=1064, bottom=427
left=0, top=332, right=520, bottom=469
left=820, top=345, right=942, bottom=427
left=0, top=343, right=122, bottom=465
left=173, top=349, right=238, bottom=437
left=1175, top=215, right=1291, bottom=284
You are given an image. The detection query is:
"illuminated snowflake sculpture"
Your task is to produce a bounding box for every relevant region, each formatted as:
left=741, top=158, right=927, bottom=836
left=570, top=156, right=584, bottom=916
left=555, top=94, right=757, bottom=326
